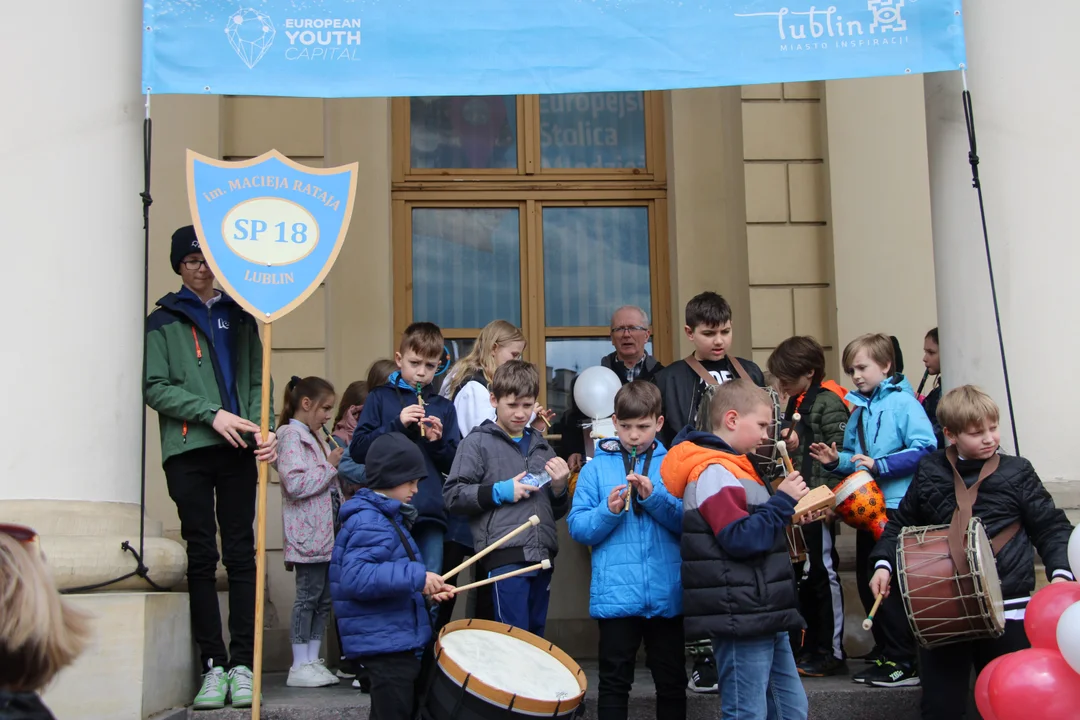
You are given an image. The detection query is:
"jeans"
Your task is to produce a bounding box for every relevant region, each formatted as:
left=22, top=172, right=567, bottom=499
left=713, top=633, right=808, bottom=720
left=490, top=563, right=553, bottom=637
left=856, top=510, right=915, bottom=662
left=361, top=651, right=421, bottom=720
left=165, top=445, right=257, bottom=671
left=291, top=562, right=331, bottom=645
left=918, top=620, right=1030, bottom=720
left=597, top=616, right=687, bottom=720
left=412, top=524, right=444, bottom=627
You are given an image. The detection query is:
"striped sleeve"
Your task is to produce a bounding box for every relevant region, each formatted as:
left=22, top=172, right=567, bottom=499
left=696, top=464, right=799, bottom=559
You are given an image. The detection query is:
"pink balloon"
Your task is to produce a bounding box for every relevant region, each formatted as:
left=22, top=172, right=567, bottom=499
left=1025, top=582, right=1080, bottom=652
left=989, top=648, right=1080, bottom=720
left=975, top=654, right=1008, bottom=720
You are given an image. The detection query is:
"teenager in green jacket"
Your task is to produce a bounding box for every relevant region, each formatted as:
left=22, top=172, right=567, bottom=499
left=145, top=226, right=277, bottom=711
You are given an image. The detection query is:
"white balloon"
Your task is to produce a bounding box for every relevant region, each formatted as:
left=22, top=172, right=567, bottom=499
left=1069, top=525, right=1080, bottom=579
left=1056, top=601, right=1080, bottom=675
left=573, top=366, right=623, bottom=419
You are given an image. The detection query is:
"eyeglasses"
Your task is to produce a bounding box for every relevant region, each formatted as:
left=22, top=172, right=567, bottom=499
left=0, top=523, right=39, bottom=545
left=611, top=325, right=648, bottom=335
left=182, top=259, right=210, bottom=271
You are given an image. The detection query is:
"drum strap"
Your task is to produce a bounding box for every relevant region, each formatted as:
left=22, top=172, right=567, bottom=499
left=946, top=446, right=1021, bottom=557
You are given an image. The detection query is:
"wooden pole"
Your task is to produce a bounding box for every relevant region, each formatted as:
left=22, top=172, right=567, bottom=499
left=252, top=321, right=272, bottom=720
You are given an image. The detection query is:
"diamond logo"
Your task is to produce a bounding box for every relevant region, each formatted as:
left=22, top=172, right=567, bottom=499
left=225, top=8, right=276, bottom=69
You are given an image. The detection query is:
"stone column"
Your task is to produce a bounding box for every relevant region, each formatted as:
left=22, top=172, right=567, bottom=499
left=0, top=7, right=185, bottom=588
left=924, top=0, right=1080, bottom=492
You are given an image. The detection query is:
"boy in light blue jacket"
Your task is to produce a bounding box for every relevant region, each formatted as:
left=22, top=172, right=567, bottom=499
left=810, top=333, right=936, bottom=689
left=568, top=381, right=686, bottom=720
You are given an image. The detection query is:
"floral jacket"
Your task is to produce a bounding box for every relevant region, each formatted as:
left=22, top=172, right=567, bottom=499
left=276, top=419, right=339, bottom=563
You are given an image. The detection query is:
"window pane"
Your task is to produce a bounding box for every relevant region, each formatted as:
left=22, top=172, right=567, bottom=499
left=410, top=96, right=517, bottom=169
left=543, top=207, right=651, bottom=327
left=545, top=338, right=654, bottom=431
left=539, top=93, right=647, bottom=170
left=412, top=208, right=521, bottom=328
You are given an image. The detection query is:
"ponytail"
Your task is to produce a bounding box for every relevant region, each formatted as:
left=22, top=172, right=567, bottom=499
left=278, top=375, right=336, bottom=427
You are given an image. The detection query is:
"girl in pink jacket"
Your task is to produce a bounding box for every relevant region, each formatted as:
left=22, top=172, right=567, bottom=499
left=275, top=376, right=343, bottom=689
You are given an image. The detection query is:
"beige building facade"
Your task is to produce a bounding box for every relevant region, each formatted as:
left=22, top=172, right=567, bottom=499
left=3, top=1, right=1076, bottom=717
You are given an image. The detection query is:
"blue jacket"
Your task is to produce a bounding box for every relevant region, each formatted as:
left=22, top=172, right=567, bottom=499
left=567, top=439, right=683, bottom=619
left=833, top=374, right=937, bottom=508
left=350, top=378, right=460, bottom=531
left=164, top=286, right=241, bottom=415
left=330, top=489, right=431, bottom=657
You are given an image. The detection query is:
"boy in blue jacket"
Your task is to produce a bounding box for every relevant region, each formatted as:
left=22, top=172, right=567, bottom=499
left=568, top=382, right=687, bottom=720
left=810, top=333, right=937, bottom=688
left=331, top=432, right=454, bottom=720
left=349, top=323, right=461, bottom=602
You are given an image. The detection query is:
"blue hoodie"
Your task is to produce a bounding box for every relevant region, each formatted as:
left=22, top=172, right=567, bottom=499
left=330, top=489, right=431, bottom=658
left=168, top=286, right=240, bottom=414
left=833, top=374, right=937, bottom=508
left=567, top=438, right=683, bottom=620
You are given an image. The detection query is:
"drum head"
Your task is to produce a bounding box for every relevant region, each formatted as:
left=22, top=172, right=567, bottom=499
left=968, top=518, right=1005, bottom=630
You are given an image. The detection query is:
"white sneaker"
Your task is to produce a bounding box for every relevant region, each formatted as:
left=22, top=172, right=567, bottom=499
left=309, top=658, right=341, bottom=685
left=286, top=662, right=338, bottom=688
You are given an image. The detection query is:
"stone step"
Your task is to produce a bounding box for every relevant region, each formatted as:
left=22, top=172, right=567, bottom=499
left=178, top=662, right=922, bottom=720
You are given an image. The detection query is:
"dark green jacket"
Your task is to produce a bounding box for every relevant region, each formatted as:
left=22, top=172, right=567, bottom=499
left=145, top=290, right=270, bottom=464
left=787, top=382, right=850, bottom=489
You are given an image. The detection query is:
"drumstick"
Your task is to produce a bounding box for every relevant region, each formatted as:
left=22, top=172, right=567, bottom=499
left=416, top=383, right=427, bottom=440
left=863, top=594, right=884, bottom=630
left=783, top=412, right=801, bottom=441
left=776, top=441, right=795, bottom=475
left=450, top=559, right=551, bottom=595
left=441, top=515, right=541, bottom=582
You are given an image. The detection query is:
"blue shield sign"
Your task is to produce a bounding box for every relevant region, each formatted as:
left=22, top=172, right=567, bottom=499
left=186, top=150, right=357, bottom=322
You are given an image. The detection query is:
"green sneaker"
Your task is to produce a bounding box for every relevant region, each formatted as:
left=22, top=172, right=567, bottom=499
left=228, top=665, right=255, bottom=709
left=193, top=663, right=228, bottom=710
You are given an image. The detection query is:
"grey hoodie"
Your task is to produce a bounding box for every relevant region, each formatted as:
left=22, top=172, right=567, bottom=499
left=443, top=421, right=570, bottom=570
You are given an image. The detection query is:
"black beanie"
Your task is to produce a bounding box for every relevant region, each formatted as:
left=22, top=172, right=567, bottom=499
left=171, top=225, right=202, bottom=274
left=365, top=433, right=427, bottom=490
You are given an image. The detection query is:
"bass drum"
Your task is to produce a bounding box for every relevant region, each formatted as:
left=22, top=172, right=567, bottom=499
left=423, top=619, right=587, bottom=719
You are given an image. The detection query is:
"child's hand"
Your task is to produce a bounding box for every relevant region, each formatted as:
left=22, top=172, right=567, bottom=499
left=430, top=587, right=455, bottom=603
left=627, top=473, right=653, bottom=500
left=506, top=472, right=539, bottom=503
left=783, top=428, right=800, bottom=452
left=809, top=442, right=839, bottom=465
left=777, top=471, right=809, bottom=502
left=545, top=457, right=571, bottom=487
left=213, top=409, right=261, bottom=449
left=422, top=416, right=443, bottom=441
left=531, top=404, right=556, bottom=432
left=870, top=568, right=892, bottom=598
left=852, top=454, right=876, bottom=472
left=568, top=453, right=584, bottom=473
left=399, top=404, right=425, bottom=428
left=423, top=572, right=447, bottom=596
left=254, top=430, right=278, bottom=463
left=327, top=447, right=345, bottom=467
left=607, top=485, right=628, bottom=513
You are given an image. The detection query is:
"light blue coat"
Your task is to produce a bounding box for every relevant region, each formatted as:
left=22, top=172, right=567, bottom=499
left=567, top=439, right=683, bottom=619
left=835, top=374, right=937, bottom=508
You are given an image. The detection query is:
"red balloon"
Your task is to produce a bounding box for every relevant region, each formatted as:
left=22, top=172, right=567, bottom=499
left=988, top=648, right=1080, bottom=720
left=1025, top=581, right=1080, bottom=652
left=975, top=654, right=1008, bottom=720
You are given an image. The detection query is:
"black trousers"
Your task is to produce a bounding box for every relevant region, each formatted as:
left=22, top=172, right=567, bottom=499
left=799, top=521, right=845, bottom=660
left=362, top=651, right=422, bottom=720
left=856, top=510, right=915, bottom=663
left=918, top=620, right=1030, bottom=720
left=165, top=445, right=257, bottom=671
left=434, top=541, right=494, bottom=635
left=597, top=616, right=687, bottom=720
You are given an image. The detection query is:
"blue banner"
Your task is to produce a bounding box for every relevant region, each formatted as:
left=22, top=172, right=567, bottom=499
left=186, top=150, right=357, bottom=322
left=143, top=0, right=966, bottom=98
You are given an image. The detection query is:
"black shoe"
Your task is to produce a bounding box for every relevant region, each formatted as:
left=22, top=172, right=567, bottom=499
left=688, top=656, right=718, bottom=694
left=797, top=654, right=848, bottom=678
left=855, top=659, right=919, bottom=688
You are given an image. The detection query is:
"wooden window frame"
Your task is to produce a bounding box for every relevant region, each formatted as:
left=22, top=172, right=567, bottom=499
left=391, top=93, right=671, bottom=409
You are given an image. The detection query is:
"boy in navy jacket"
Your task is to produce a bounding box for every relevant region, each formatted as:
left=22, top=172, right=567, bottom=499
left=350, top=322, right=461, bottom=589
left=331, top=433, right=454, bottom=720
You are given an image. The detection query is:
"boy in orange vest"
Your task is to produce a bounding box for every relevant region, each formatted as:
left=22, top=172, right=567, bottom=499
left=768, top=336, right=851, bottom=677
left=661, top=379, right=811, bottom=720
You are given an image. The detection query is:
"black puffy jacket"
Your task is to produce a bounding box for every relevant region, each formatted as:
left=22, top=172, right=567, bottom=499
left=870, top=450, right=1073, bottom=603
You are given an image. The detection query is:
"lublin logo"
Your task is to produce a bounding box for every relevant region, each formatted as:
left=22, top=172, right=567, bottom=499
left=225, top=8, right=276, bottom=69
left=736, top=0, right=908, bottom=46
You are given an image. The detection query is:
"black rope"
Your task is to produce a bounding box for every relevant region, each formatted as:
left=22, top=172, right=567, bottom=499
left=63, top=112, right=165, bottom=594
left=961, top=88, right=1021, bottom=456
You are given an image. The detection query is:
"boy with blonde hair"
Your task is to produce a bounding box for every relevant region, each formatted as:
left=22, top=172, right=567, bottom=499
left=662, top=379, right=810, bottom=720
left=869, top=385, right=1074, bottom=720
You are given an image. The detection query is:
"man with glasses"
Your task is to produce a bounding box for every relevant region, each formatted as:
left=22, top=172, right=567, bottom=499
left=145, top=225, right=277, bottom=710
left=561, top=306, right=664, bottom=471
